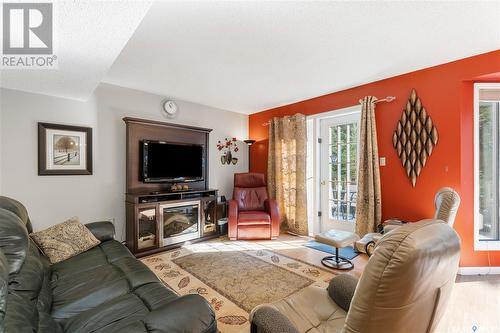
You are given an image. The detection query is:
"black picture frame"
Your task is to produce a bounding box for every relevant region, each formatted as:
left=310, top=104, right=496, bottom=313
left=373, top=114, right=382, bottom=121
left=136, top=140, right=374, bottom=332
left=38, top=122, right=93, bottom=175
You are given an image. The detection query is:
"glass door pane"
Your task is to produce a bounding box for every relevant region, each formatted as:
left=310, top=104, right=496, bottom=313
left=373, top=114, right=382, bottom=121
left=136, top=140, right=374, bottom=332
left=201, top=198, right=217, bottom=236
left=137, top=206, right=157, bottom=250
left=320, top=112, right=361, bottom=233
left=328, top=122, right=358, bottom=222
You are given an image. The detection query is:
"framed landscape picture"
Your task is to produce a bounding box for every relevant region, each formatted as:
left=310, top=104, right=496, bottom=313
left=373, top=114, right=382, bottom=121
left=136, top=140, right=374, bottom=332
left=38, top=123, right=93, bottom=175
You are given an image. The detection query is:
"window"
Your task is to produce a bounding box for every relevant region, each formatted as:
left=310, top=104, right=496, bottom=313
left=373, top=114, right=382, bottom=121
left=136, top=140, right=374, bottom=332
left=475, top=83, right=500, bottom=250
left=328, top=121, right=359, bottom=222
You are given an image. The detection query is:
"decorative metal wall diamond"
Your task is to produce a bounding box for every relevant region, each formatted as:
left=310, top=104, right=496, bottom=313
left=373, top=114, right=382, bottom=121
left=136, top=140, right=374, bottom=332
left=392, top=89, right=438, bottom=187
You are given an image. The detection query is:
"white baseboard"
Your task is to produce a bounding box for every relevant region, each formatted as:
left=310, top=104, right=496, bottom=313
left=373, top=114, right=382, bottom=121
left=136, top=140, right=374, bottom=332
left=458, top=266, right=500, bottom=275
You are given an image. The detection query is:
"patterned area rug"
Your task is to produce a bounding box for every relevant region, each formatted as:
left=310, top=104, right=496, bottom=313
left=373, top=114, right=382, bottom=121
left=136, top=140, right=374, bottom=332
left=142, top=239, right=336, bottom=333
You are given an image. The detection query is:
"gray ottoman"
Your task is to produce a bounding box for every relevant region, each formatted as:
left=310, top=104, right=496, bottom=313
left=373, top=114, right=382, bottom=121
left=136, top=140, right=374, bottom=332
left=315, top=229, right=359, bottom=270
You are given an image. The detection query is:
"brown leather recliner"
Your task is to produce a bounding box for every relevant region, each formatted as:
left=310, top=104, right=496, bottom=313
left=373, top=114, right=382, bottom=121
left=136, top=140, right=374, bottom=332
left=228, top=173, right=280, bottom=240
left=250, top=219, right=461, bottom=333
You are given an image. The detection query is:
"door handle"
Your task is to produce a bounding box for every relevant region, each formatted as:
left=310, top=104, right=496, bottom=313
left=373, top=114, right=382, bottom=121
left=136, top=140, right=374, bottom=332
left=320, top=180, right=326, bottom=186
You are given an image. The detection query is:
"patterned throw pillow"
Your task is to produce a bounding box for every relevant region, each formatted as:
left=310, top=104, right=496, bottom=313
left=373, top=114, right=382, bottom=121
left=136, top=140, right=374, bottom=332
left=30, top=217, right=100, bottom=264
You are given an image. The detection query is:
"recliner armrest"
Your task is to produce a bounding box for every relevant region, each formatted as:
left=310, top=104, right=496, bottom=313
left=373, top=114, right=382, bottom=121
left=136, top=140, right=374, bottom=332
left=250, top=305, right=300, bottom=333
left=228, top=200, right=239, bottom=240
left=228, top=200, right=238, bottom=216
left=327, top=274, right=358, bottom=312
left=264, top=199, right=280, bottom=238
left=0, top=250, right=8, bottom=322
left=85, top=221, right=115, bottom=242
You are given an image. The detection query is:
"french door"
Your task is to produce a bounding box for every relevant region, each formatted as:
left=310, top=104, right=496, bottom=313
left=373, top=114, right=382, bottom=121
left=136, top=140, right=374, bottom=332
left=319, top=113, right=360, bottom=232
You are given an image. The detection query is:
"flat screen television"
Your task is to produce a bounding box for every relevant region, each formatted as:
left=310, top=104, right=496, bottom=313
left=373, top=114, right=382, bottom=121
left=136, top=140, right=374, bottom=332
left=142, top=140, right=204, bottom=183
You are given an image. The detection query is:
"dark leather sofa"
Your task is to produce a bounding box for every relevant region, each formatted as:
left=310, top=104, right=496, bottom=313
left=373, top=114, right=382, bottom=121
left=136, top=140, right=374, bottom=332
left=0, top=196, right=217, bottom=333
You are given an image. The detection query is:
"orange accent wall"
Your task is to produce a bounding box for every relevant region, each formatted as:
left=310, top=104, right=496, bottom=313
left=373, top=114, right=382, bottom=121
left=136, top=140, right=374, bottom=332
left=248, top=50, right=500, bottom=267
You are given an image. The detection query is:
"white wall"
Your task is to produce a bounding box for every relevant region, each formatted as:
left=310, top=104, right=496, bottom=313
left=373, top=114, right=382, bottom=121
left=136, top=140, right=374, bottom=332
left=0, top=84, right=248, bottom=240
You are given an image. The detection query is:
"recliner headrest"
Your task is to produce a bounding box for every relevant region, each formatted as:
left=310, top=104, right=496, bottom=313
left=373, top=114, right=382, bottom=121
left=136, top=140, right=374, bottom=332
left=0, top=209, right=29, bottom=275
left=0, top=196, right=33, bottom=233
left=234, top=173, right=266, bottom=188
left=434, top=187, right=461, bottom=227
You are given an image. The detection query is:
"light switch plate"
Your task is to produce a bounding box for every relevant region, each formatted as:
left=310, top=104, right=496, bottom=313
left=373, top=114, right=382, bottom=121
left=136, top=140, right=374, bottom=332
left=379, top=157, right=386, bottom=166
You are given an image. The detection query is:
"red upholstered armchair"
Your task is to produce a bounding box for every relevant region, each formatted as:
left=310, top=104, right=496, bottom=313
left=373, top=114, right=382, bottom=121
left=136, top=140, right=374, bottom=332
left=228, top=173, right=280, bottom=240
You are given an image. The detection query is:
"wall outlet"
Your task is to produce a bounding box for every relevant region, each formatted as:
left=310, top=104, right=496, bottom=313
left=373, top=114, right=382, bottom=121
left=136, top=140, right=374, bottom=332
left=379, top=157, right=386, bottom=166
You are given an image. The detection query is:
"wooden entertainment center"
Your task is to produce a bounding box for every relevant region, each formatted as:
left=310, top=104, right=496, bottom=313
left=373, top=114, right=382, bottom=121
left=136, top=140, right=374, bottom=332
left=123, top=117, right=221, bottom=257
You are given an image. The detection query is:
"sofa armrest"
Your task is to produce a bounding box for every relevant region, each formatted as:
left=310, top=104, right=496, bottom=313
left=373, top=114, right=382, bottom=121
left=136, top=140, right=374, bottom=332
left=264, top=199, right=280, bottom=238
left=144, top=294, right=217, bottom=333
left=250, top=305, right=299, bottom=333
left=0, top=250, right=8, bottom=322
left=327, top=274, right=358, bottom=312
left=228, top=200, right=238, bottom=240
left=85, top=221, right=115, bottom=242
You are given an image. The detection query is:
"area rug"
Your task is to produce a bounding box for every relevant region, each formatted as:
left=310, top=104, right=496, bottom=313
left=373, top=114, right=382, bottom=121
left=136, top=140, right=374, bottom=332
left=303, top=240, right=359, bottom=260
left=142, top=240, right=336, bottom=333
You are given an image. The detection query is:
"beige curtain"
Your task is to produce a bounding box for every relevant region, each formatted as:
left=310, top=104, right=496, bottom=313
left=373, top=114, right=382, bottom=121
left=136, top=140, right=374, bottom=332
left=355, top=96, right=382, bottom=236
left=267, top=114, right=308, bottom=235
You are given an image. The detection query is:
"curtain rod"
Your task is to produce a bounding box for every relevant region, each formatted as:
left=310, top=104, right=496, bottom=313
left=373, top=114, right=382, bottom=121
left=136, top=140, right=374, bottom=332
left=262, top=96, right=396, bottom=126
left=358, top=96, right=396, bottom=104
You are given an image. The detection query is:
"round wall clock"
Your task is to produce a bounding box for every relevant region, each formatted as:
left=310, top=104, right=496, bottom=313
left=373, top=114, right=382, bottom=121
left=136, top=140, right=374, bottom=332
left=162, top=100, right=178, bottom=117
